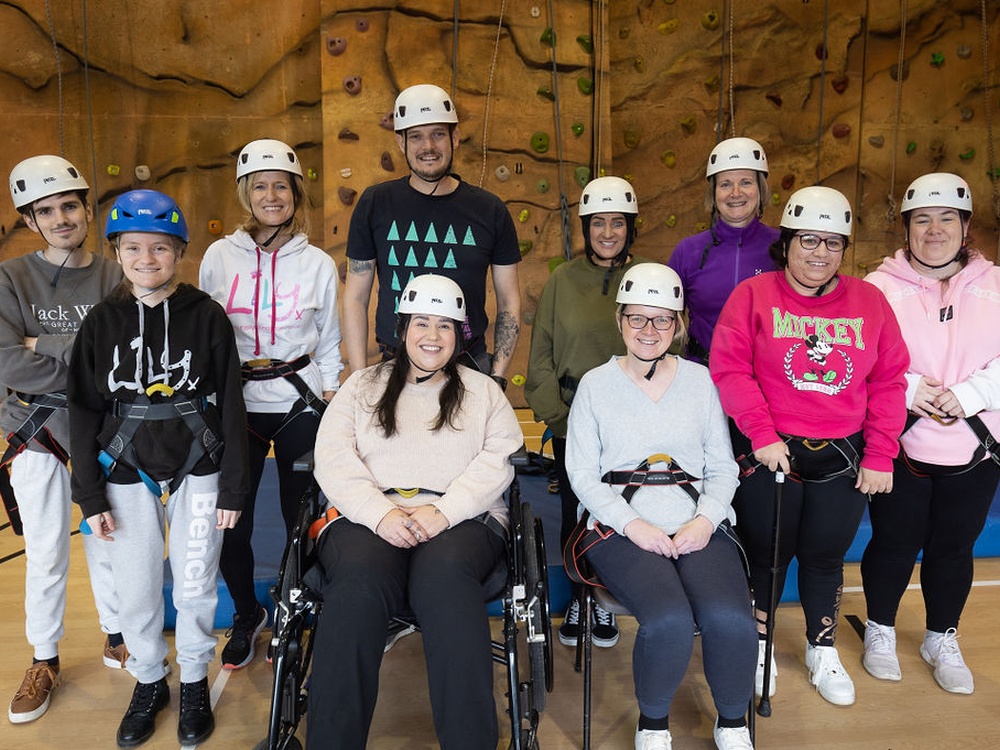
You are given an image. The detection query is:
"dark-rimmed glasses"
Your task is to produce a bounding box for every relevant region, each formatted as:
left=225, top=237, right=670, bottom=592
left=795, top=233, right=846, bottom=253
left=623, top=314, right=676, bottom=331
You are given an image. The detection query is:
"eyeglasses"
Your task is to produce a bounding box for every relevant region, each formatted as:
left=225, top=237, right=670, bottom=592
left=624, top=314, right=676, bottom=331
left=795, top=233, right=846, bottom=253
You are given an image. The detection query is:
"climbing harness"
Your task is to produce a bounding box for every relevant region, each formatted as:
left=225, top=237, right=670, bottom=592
left=241, top=355, right=327, bottom=436
left=899, top=412, right=1000, bottom=477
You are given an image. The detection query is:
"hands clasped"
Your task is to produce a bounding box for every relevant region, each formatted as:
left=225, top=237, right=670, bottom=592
left=376, top=505, right=450, bottom=548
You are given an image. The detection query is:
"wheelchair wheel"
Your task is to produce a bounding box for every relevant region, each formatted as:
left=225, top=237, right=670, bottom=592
left=521, top=503, right=553, bottom=712
left=257, top=612, right=308, bottom=750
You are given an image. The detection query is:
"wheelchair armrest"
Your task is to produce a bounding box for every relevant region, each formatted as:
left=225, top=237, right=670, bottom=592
left=509, top=445, right=530, bottom=468
left=293, top=451, right=315, bottom=473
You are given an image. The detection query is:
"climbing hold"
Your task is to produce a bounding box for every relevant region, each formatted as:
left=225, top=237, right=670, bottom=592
left=624, top=128, right=641, bottom=149
left=340, top=168, right=352, bottom=179
left=702, top=11, right=720, bottom=31
left=771, top=194, right=782, bottom=206
left=134, top=165, right=151, bottom=181
left=695, top=221, right=709, bottom=233
left=665, top=214, right=677, bottom=228
left=957, top=44, right=972, bottom=60
left=868, top=135, right=885, bottom=148
left=660, top=150, right=677, bottom=168
left=355, top=17, right=370, bottom=32
left=574, top=166, right=591, bottom=187
left=495, top=165, right=511, bottom=182
left=536, top=86, right=555, bottom=102
left=381, top=152, right=395, bottom=171
left=680, top=115, right=697, bottom=135
left=890, top=61, right=909, bottom=81
left=988, top=167, right=1000, bottom=181
left=326, top=37, right=347, bottom=56
left=338, top=186, right=357, bottom=206
left=343, top=75, right=362, bottom=95
left=530, top=6, right=541, bottom=18
left=577, top=35, right=593, bottom=54
left=815, top=43, right=827, bottom=61
left=379, top=112, right=394, bottom=130
left=511, top=374, right=526, bottom=387
left=704, top=75, right=720, bottom=95
left=540, top=27, right=555, bottom=46
left=307, top=168, right=318, bottom=181
left=536, top=179, right=550, bottom=193
left=338, top=128, right=359, bottom=141
left=906, top=141, right=917, bottom=154
left=571, top=122, right=585, bottom=137
left=619, top=27, right=629, bottom=40
left=663, top=0, right=676, bottom=4
left=766, top=92, right=783, bottom=108
left=658, top=19, right=679, bottom=35
left=514, top=162, right=524, bottom=175
left=959, top=148, right=975, bottom=161
left=518, top=240, right=533, bottom=255
left=961, top=107, right=974, bottom=122
left=531, top=132, right=550, bottom=154
left=623, top=174, right=634, bottom=184
left=208, top=219, right=223, bottom=235
left=106, top=164, right=120, bottom=176
left=930, top=51, right=945, bottom=68
left=832, top=123, right=851, bottom=139
left=549, top=257, right=566, bottom=273
left=781, top=174, right=796, bottom=191
left=832, top=77, right=849, bottom=94
left=634, top=57, right=645, bottom=72
left=518, top=209, right=530, bottom=223
left=635, top=217, right=644, bottom=229
left=577, top=77, right=593, bottom=95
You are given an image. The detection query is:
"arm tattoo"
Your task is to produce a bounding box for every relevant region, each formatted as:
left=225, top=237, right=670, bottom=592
left=492, top=311, right=519, bottom=361
left=349, top=258, right=375, bottom=274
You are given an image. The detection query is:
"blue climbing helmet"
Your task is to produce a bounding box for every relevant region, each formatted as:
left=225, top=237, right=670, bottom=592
left=105, top=189, right=189, bottom=242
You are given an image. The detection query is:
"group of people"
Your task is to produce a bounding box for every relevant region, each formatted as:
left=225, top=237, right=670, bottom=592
left=1, top=76, right=997, bottom=750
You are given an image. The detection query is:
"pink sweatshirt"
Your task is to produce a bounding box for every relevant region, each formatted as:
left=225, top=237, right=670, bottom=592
left=711, top=271, right=909, bottom=472
left=865, top=251, right=1000, bottom=466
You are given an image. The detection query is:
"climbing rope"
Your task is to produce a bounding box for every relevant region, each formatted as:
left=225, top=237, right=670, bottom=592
left=886, top=0, right=908, bottom=227
left=814, top=0, right=831, bottom=183
left=545, top=0, right=572, bottom=261
left=981, top=0, right=1000, bottom=255
left=477, top=0, right=506, bottom=188
left=451, top=0, right=459, bottom=104
left=81, top=0, right=104, bottom=255
left=726, top=0, right=737, bottom=138
left=43, top=0, right=64, bottom=156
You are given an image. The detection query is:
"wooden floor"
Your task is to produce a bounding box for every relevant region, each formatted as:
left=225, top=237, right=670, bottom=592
left=3, top=524, right=1000, bottom=749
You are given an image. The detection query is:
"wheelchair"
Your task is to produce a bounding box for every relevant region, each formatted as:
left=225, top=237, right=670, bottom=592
left=254, top=451, right=554, bottom=750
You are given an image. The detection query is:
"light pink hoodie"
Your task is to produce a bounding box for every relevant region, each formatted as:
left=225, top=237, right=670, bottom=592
left=865, top=250, right=1000, bottom=466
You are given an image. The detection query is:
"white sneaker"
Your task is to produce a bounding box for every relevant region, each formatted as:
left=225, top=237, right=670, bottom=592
left=805, top=644, right=855, bottom=706
left=755, top=639, right=777, bottom=698
left=635, top=726, right=672, bottom=750
left=713, top=720, right=754, bottom=749
left=863, top=620, right=902, bottom=681
left=920, top=628, right=974, bottom=694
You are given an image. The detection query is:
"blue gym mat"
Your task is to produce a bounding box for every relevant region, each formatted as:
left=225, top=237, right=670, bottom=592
left=163, top=462, right=1000, bottom=627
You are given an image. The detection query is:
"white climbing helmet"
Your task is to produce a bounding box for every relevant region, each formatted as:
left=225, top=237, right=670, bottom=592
left=900, top=172, right=973, bottom=216
left=9, top=155, right=89, bottom=211
left=393, top=84, right=458, bottom=132
left=706, top=137, right=769, bottom=179
left=781, top=186, right=853, bottom=236
left=398, top=274, right=466, bottom=322
left=235, top=139, right=303, bottom=181
left=616, top=263, right=684, bottom=311
left=579, top=176, right=639, bottom=216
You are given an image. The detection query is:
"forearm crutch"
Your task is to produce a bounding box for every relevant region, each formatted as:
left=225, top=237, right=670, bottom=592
left=756, top=468, right=785, bottom=718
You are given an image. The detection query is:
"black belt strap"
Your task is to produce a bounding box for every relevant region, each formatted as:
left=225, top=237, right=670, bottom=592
left=602, top=454, right=700, bottom=504
left=242, top=356, right=326, bottom=429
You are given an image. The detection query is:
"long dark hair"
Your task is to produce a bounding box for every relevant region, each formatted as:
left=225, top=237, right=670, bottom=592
left=371, top=315, right=467, bottom=437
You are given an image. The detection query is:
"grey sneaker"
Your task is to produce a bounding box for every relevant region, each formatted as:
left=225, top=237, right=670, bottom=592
left=863, top=620, right=901, bottom=681
left=921, top=628, right=973, bottom=694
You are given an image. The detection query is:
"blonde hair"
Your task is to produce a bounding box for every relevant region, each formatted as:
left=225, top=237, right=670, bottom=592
left=236, top=171, right=311, bottom=237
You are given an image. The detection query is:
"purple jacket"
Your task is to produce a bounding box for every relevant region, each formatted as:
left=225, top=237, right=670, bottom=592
left=668, top=217, right=779, bottom=362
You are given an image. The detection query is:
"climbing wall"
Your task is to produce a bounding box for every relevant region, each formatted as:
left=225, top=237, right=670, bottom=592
left=0, top=1, right=997, bottom=406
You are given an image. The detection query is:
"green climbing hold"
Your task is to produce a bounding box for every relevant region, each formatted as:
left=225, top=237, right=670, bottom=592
left=660, top=150, right=677, bottom=168
left=549, top=256, right=567, bottom=273
left=536, top=86, right=555, bottom=102
left=930, top=51, right=945, bottom=68
left=537, top=179, right=550, bottom=194
left=634, top=57, right=645, bottom=72
left=695, top=221, right=709, bottom=233
left=680, top=115, right=697, bottom=135
left=635, top=217, right=644, bottom=229
left=571, top=122, right=585, bottom=137
left=959, top=148, right=975, bottom=161
left=531, top=132, right=550, bottom=154
left=666, top=214, right=677, bottom=228
left=540, top=28, right=555, bottom=46
left=518, top=209, right=530, bottom=223
left=624, top=128, right=641, bottom=149
left=518, top=240, right=533, bottom=255
left=906, top=142, right=917, bottom=154
left=574, top=166, right=591, bottom=187
left=771, top=193, right=782, bottom=206
left=658, top=19, right=679, bottom=35
left=702, top=11, right=720, bottom=31
left=576, top=35, right=593, bottom=54
left=704, top=75, right=720, bottom=95
left=987, top=167, right=1000, bottom=181
left=577, top=77, right=593, bottom=96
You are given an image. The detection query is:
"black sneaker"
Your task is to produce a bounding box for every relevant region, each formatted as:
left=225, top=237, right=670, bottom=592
left=116, top=678, right=170, bottom=748
left=592, top=604, right=619, bottom=648
left=178, top=677, right=214, bottom=745
left=557, top=598, right=581, bottom=647
left=221, top=604, right=268, bottom=670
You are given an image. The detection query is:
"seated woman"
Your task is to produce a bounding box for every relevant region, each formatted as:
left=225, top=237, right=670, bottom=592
left=566, top=263, right=756, bottom=750
left=308, top=274, right=523, bottom=750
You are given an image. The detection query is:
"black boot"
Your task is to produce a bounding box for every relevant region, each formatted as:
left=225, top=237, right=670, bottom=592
left=117, top=677, right=170, bottom=748
left=178, top=677, right=214, bottom=744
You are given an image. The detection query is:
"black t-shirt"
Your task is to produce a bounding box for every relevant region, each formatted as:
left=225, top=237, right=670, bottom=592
left=347, top=176, right=520, bottom=351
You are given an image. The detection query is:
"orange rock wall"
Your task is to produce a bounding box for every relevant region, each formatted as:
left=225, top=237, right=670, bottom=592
left=0, top=1, right=998, bottom=406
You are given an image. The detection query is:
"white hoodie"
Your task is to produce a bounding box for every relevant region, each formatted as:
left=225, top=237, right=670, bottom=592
left=200, top=229, right=343, bottom=413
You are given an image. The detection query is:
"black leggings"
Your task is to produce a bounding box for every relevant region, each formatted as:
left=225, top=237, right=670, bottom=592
left=731, top=429, right=867, bottom=645
left=862, top=456, right=1000, bottom=632
left=219, top=409, right=320, bottom=617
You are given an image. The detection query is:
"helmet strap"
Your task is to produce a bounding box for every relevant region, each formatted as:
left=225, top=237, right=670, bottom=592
left=258, top=220, right=291, bottom=248
left=905, top=238, right=964, bottom=270
left=633, top=352, right=667, bottom=380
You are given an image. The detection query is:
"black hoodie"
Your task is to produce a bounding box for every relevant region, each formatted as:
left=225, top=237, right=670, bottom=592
left=68, top=282, right=248, bottom=518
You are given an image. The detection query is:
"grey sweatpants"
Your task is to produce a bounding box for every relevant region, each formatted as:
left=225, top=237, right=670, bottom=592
left=103, top=472, right=223, bottom=683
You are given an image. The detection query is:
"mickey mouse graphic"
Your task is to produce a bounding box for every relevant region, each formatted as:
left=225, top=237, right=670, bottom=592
left=803, top=334, right=837, bottom=383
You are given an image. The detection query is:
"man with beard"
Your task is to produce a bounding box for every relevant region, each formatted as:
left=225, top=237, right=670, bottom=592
left=343, top=83, right=521, bottom=387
